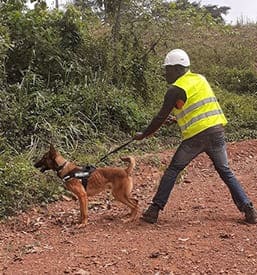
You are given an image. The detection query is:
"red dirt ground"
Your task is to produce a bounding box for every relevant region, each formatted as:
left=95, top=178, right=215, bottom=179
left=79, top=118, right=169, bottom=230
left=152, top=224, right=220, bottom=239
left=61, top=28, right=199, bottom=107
left=1, top=139, right=257, bottom=275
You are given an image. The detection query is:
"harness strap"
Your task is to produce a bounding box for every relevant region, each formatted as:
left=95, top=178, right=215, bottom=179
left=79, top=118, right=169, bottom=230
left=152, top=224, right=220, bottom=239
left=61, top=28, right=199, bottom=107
left=62, top=165, right=96, bottom=190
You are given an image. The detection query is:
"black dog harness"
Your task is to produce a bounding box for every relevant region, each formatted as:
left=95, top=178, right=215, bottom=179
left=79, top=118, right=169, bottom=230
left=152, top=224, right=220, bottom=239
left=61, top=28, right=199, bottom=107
left=62, top=165, right=96, bottom=190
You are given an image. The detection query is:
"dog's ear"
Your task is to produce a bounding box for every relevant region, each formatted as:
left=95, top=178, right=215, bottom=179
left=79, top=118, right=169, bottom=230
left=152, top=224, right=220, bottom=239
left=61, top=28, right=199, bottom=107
left=49, top=144, right=57, bottom=157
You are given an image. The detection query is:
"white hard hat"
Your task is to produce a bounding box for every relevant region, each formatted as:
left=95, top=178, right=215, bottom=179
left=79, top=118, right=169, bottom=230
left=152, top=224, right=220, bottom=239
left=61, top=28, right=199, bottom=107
left=163, top=49, right=190, bottom=67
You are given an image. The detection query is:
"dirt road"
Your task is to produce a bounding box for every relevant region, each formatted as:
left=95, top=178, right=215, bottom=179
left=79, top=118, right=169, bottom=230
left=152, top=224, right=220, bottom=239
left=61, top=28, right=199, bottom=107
left=1, top=139, right=257, bottom=275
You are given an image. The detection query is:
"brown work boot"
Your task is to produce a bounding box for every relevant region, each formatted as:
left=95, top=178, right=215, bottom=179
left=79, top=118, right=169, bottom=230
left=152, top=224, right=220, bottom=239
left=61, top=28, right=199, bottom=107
left=243, top=202, right=257, bottom=224
left=140, top=204, right=160, bottom=224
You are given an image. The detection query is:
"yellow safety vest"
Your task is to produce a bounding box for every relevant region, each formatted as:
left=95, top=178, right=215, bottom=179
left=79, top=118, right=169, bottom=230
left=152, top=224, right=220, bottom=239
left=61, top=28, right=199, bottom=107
left=172, top=71, right=227, bottom=140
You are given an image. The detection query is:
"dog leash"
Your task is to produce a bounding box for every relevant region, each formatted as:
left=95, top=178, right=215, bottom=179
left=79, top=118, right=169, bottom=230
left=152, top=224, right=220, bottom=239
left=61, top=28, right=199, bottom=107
left=96, top=138, right=134, bottom=165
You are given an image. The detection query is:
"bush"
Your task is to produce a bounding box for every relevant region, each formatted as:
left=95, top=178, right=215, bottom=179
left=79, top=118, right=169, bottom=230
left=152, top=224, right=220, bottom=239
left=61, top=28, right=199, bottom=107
left=0, top=153, right=63, bottom=218
left=0, top=82, right=151, bottom=150
left=211, top=67, right=257, bottom=95
left=0, top=23, right=10, bottom=85
left=214, top=87, right=257, bottom=140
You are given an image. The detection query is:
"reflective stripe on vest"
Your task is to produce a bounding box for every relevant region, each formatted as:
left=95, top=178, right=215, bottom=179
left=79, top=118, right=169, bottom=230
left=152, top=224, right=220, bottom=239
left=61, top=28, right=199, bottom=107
left=176, top=97, right=218, bottom=120
left=180, top=109, right=223, bottom=132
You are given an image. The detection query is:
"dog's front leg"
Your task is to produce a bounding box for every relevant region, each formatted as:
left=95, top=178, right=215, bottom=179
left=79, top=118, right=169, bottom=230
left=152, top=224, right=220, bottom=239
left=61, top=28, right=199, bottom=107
left=77, top=191, right=88, bottom=227
left=66, top=180, right=88, bottom=227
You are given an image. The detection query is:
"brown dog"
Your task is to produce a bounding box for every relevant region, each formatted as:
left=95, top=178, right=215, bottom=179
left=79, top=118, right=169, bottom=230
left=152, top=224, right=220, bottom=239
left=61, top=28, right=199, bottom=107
left=34, top=144, right=138, bottom=227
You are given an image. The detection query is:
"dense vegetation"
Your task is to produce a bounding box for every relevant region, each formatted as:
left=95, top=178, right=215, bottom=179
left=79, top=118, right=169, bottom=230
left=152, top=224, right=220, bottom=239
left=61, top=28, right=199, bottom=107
left=1, top=0, right=257, bottom=218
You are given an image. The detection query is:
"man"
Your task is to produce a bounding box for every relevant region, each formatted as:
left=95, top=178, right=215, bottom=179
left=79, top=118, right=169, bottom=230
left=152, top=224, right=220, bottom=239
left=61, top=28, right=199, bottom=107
left=133, top=49, right=257, bottom=224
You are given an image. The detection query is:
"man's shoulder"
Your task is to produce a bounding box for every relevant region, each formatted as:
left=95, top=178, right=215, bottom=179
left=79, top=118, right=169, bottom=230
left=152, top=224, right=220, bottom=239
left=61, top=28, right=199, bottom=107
left=166, top=85, right=186, bottom=101
left=167, top=85, right=183, bottom=93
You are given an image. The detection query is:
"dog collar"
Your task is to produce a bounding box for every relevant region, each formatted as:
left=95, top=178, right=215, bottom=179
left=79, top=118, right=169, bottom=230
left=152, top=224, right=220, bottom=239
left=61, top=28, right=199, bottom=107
left=56, top=161, right=67, bottom=172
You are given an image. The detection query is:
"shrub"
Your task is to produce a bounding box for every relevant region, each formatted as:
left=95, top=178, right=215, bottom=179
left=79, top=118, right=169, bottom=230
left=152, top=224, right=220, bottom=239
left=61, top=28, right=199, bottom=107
left=211, top=67, right=257, bottom=95
left=0, top=153, right=63, bottom=218
left=0, top=23, right=10, bottom=85
left=0, top=82, right=151, bottom=150
left=214, top=87, right=257, bottom=140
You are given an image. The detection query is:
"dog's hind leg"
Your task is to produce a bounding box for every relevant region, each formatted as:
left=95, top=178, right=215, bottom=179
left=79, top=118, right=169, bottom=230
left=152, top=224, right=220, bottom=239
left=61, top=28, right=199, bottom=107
left=112, top=190, right=138, bottom=222
left=121, top=197, right=138, bottom=222
left=111, top=177, right=138, bottom=222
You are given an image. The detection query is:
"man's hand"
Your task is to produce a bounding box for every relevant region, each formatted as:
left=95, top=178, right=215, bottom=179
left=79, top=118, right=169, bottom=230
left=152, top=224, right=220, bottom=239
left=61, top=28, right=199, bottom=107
left=133, top=132, right=145, bottom=141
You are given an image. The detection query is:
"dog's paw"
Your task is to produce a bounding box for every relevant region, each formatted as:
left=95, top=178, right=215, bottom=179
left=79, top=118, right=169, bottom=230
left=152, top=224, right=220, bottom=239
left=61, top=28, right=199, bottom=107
left=122, top=216, right=137, bottom=223
left=76, top=223, right=87, bottom=229
left=121, top=218, right=131, bottom=223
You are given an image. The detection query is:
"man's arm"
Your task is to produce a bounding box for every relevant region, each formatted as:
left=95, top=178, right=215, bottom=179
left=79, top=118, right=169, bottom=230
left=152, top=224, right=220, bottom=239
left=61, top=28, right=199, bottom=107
left=134, top=86, right=186, bottom=140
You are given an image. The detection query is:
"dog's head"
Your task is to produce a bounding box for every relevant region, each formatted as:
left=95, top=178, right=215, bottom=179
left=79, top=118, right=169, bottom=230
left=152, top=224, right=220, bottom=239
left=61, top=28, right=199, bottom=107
left=34, top=144, right=59, bottom=173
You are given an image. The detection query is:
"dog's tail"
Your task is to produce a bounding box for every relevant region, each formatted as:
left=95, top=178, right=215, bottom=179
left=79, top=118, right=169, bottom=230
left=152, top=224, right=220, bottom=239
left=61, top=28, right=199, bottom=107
left=120, top=156, right=135, bottom=176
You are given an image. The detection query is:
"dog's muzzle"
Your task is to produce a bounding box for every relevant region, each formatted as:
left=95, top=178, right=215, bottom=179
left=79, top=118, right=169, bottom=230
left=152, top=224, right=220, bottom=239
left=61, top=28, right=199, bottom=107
left=39, top=166, right=47, bottom=173
left=34, top=162, right=47, bottom=173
